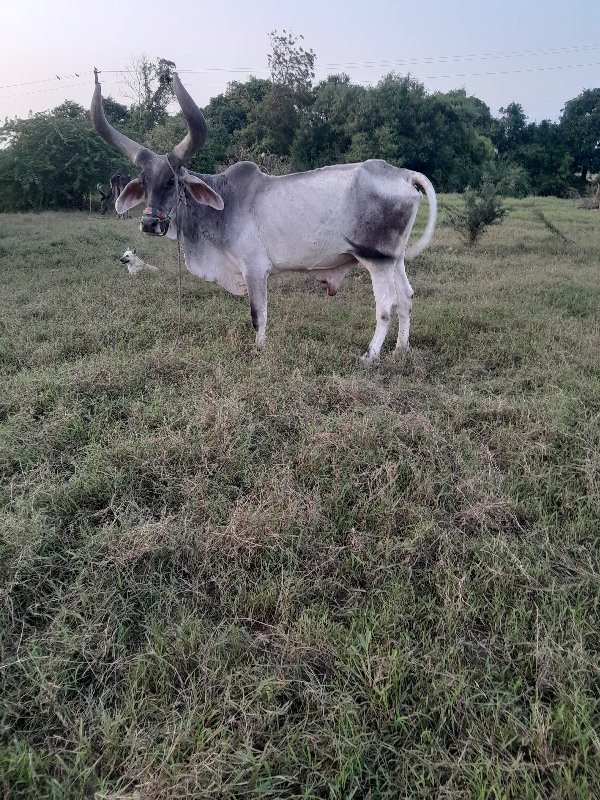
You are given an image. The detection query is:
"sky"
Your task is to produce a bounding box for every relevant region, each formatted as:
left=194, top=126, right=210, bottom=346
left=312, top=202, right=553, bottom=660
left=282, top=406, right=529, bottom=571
left=1, top=0, right=600, bottom=123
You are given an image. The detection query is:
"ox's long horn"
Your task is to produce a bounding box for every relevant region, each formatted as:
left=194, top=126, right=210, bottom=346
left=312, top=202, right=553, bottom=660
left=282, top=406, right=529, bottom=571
left=91, top=83, right=148, bottom=166
left=170, top=73, right=207, bottom=162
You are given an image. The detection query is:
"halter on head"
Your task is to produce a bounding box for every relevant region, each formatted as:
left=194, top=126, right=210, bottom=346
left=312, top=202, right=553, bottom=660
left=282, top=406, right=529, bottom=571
left=140, top=155, right=185, bottom=236
left=141, top=206, right=171, bottom=235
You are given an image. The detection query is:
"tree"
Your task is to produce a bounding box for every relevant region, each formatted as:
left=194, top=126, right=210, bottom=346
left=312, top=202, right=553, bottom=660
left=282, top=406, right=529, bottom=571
left=196, top=78, right=272, bottom=171
left=491, top=105, right=573, bottom=196
left=490, top=103, right=575, bottom=197
left=145, top=112, right=188, bottom=156
left=513, top=120, right=572, bottom=196
left=120, top=55, right=176, bottom=134
left=493, top=102, right=529, bottom=154
left=0, top=102, right=127, bottom=211
left=559, top=88, right=600, bottom=183
left=268, top=30, right=315, bottom=96
left=229, top=31, right=318, bottom=161
left=235, top=83, right=300, bottom=157
left=439, top=89, right=494, bottom=135
left=3, top=46, right=596, bottom=212
left=340, top=74, right=494, bottom=191
left=98, top=97, right=132, bottom=127
left=346, top=74, right=430, bottom=165
left=291, top=75, right=365, bottom=170
left=423, top=93, right=495, bottom=190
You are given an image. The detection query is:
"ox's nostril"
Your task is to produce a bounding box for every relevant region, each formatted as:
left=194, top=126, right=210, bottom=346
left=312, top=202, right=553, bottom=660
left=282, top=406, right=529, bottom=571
left=140, top=219, right=161, bottom=235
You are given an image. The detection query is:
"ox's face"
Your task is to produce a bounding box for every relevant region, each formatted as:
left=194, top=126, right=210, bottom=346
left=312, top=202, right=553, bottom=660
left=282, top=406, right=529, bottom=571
left=115, top=154, right=224, bottom=237
left=92, top=73, right=223, bottom=236
left=139, top=156, right=178, bottom=236
left=97, top=185, right=109, bottom=215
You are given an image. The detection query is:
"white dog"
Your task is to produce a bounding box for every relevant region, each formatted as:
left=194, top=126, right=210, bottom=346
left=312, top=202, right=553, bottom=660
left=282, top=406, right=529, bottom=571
left=119, top=249, right=158, bottom=275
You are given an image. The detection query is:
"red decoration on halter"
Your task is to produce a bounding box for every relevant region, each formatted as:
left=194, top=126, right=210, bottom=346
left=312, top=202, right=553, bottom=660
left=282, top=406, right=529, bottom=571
left=143, top=206, right=168, bottom=219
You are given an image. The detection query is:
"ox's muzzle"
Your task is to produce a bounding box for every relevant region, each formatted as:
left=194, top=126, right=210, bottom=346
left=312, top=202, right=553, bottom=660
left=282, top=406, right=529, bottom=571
left=140, top=207, right=170, bottom=236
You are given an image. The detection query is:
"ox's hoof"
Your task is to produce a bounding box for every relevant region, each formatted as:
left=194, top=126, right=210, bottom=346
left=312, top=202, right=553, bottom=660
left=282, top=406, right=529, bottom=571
left=360, top=350, right=377, bottom=364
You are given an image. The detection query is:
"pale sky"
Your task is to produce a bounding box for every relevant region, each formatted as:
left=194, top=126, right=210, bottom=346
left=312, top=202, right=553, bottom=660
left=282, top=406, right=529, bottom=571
left=1, top=0, right=599, bottom=123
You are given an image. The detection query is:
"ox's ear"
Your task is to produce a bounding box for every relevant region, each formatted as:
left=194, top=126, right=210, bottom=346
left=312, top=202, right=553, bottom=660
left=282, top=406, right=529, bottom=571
left=115, top=178, right=145, bottom=215
left=181, top=169, right=224, bottom=210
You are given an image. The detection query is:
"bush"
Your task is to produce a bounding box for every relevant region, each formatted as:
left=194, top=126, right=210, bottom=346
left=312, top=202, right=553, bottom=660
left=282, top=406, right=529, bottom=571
left=578, top=182, right=600, bottom=209
left=0, top=102, right=127, bottom=212
left=445, top=180, right=509, bottom=246
left=485, top=161, right=531, bottom=198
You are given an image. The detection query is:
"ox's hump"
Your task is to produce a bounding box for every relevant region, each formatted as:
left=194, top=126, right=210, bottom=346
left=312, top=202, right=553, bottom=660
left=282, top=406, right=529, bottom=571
left=223, top=161, right=262, bottom=181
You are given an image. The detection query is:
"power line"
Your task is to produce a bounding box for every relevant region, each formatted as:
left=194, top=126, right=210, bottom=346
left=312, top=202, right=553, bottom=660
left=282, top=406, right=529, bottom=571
left=179, top=59, right=600, bottom=86
left=0, top=71, right=92, bottom=91
left=2, top=40, right=600, bottom=97
left=52, top=41, right=600, bottom=85
left=174, top=42, right=600, bottom=75
left=420, top=60, right=600, bottom=81
left=2, top=41, right=599, bottom=95
left=0, top=82, right=90, bottom=101
left=317, top=42, right=600, bottom=70
left=2, top=48, right=600, bottom=102
left=0, top=80, right=118, bottom=102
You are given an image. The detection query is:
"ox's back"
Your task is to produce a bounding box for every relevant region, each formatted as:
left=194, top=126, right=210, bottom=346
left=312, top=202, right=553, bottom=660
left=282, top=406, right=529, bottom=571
left=251, top=160, right=420, bottom=271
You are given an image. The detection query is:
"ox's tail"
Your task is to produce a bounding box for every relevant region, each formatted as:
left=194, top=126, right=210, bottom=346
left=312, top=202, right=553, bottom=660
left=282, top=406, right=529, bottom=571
left=405, top=172, right=437, bottom=260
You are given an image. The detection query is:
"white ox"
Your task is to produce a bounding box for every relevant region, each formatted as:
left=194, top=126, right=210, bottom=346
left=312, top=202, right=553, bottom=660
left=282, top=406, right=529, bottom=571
left=91, top=74, right=437, bottom=361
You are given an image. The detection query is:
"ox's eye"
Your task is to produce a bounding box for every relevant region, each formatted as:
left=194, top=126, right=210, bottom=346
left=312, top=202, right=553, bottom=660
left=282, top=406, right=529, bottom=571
left=166, top=176, right=175, bottom=188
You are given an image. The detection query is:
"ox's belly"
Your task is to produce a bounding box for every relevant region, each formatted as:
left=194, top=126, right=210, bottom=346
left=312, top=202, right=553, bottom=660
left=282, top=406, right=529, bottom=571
left=258, top=212, right=353, bottom=273
left=269, top=251, right=355, bottom=275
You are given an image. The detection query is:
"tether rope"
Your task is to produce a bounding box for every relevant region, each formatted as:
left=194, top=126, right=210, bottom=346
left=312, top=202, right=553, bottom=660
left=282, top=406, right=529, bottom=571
left=166, top=154, right=186, bottom=343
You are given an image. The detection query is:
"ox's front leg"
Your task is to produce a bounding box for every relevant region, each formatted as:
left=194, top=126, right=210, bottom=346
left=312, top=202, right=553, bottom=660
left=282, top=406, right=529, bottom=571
left=394, top=259, right=414, bottom=352
left=244, top=269, right=269, bottom=349
left=363, top=264, right=397, bottom=362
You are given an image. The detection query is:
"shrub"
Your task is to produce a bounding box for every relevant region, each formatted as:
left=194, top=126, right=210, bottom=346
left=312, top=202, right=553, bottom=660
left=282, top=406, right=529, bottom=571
left=485, top=161, right=531, bottom=198
left=445, top=180, right=509, bottom=246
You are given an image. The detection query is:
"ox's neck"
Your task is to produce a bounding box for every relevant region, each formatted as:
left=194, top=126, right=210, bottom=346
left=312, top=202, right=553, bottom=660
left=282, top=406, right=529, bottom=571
left=171, top=171, right=226, bottom=243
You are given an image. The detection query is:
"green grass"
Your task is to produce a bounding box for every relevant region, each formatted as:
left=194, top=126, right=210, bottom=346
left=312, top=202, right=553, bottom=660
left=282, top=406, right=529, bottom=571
left=1, top=198, right=599, bottom=799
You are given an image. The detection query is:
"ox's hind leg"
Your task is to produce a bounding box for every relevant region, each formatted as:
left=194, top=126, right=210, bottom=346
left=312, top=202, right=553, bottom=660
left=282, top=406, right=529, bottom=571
left=394, top=258, right=414, bottom=352
left=362, top=263, right=397, bottom=362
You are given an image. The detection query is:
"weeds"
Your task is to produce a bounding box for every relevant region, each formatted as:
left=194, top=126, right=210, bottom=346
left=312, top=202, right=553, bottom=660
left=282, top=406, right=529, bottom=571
left=532, top=206, right=575, bottom=244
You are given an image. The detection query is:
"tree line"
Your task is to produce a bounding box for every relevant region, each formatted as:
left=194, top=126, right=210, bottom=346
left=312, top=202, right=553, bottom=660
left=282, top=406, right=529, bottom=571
left=1, top=35, right=599, bottom=212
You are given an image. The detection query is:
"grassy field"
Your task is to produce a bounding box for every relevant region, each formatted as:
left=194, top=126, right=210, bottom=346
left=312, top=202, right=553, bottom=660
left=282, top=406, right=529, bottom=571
left=1, top=197, right=599, bottom=799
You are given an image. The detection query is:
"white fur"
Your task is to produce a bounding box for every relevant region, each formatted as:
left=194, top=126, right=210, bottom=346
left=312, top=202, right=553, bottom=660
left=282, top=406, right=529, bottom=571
left=119, top=249, right=158, bottom=275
